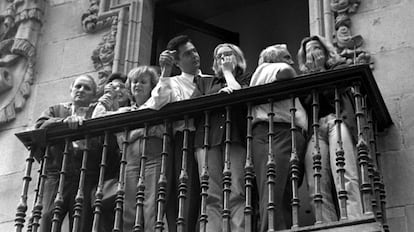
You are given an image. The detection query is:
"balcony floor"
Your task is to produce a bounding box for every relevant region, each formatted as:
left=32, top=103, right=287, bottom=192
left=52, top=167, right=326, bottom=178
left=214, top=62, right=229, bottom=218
left=279, top=215, right=383, bottom=232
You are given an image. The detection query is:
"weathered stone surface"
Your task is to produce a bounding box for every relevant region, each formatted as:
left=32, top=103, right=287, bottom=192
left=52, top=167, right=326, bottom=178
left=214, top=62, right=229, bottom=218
left=35, top=41, right=65, bottom=84
left=370, top=47, right=414, bottom=98
left=358, top=0, right=404, bottom=13
left=405, top=205, right=414, bottom=232
left=61, top=33, right=106, bottom=78
left=0, top=170, right=38, bottom=228
left=43, top=1, right=87, bottom=43
left=352, top=3, right=414, bottom=54
left=50, top=0, right=73, bottom=7
left=0, top=127, right=31, bottom=176
left=387, top=206, right=409, bottom=232
left=399, top=94, right=414, bottom=149
left=377, top=97, right=402, bottom=152
left=382, top=149, right=414, bottom=207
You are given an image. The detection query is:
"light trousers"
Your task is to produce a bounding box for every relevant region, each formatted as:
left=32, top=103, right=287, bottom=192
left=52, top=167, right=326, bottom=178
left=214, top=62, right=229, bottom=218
left=305, top=114, right=363, bottom=222
left=123, top=137, right=169, bottom=232
left=195, top=143, right=246, bottom=232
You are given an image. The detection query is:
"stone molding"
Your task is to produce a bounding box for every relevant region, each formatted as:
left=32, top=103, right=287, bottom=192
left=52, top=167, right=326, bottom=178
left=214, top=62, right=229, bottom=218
left=81, top=0, right=148, bottom=96
left=331, top=0, right=374, bottom=68
left=0, top=0, right=45, bottom=125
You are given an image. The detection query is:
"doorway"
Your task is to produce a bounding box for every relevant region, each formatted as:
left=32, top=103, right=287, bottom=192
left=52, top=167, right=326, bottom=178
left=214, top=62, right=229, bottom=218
left=151, top=0, right=314, bottom=227
left=152, top=0, right=310, bottom=74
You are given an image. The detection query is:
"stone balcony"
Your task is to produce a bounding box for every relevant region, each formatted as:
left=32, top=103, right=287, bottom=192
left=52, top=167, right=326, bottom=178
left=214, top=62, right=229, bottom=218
left=14, top=65, right=391, bottom=232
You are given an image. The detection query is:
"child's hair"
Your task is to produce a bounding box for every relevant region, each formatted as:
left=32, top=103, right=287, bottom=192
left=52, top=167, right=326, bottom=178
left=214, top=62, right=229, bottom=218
left=126, top=65, right=159, bottom=90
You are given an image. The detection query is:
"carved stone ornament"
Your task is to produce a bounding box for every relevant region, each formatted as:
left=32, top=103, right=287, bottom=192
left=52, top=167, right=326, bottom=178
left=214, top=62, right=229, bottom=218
left=331, top=0, right=373, bottom=68
left=81, top=0, right=121, bottom=97
left=0, top=0, right=45, bottom=125
left=91, top=19, right=118, bottom=96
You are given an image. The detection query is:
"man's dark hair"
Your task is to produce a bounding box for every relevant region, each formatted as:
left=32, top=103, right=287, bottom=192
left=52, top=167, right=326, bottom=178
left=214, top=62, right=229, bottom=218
left=106, top=72, right=127, bottom=84
left=166, top=35, right=191, bottom=52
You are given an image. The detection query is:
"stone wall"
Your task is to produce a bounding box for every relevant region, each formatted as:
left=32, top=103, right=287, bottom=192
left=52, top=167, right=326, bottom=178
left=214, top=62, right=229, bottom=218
left=0, top=0, right=155, bottom=229
left=0, top=0, right=108, bottom=230
left=355, top=1, right=414, bottom=231
left=310, top=0, right=414, bottom=231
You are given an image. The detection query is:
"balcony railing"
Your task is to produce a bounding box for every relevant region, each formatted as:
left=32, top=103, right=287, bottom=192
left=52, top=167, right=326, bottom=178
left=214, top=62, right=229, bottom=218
left=14, top=64, right=392, bottom=232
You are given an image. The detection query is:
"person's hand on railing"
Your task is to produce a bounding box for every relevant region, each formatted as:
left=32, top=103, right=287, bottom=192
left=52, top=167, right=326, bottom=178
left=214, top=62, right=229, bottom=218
left=218, top=86, right=235, bottom=94
left=159, top=50, right=176, bottom=78
left=63, top=115, right=84, bottom=129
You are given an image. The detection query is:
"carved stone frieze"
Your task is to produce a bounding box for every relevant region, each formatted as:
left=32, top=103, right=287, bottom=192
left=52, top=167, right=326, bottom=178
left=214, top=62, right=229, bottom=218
left=91, top=19, right=118, bottom=96
left=82, top=0, right=147, bottom=98
left=81, top=0, right=118, bottom=33
left=0, top=0, right=44, bottom=125
left=330, top=0, right=373, bottom=67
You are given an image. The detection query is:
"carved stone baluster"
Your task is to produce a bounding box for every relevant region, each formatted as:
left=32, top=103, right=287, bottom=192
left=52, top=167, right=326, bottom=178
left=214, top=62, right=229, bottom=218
left=134, top=124, right=149, bottom=232
left=311, top=91, right=323, bottom=224
left=222, top=106, right=232, bottom=232
left=290, top=97, right=300, bottom=228
left=113, top=129, right=130, bottom=232
left=334, top=88, right=348, bottom=220
left=30, top=146, right=50, bottom=232
left=353, top=84, right=373, bottom=215
left=14, top=146, right=35, bottom=232
left=155, top=120, right=171, bottom=232
left=72, top=135, right=91, bottom=232
left=266, top=99, right=276, bottom=232
left=92, top=132, right=110, bottom=232
left=199, top=111, right=210, bottom=232
left=244, top=103, right=254, bottom=232
left=373, top=123, right=389, bottom=232
left=177, top=116, right=190, bottom=232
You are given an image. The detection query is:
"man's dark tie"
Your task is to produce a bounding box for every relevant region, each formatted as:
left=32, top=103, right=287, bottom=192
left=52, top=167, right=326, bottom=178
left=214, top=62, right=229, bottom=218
left=192, top=74, right=202, bottom=97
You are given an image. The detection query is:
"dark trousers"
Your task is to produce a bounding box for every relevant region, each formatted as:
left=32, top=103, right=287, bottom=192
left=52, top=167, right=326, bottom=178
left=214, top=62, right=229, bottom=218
left=166, top=131, right=200, bottom=232
left=252, top=122, right=306, bottom=231
left=40, top=174, right=96, bottom=232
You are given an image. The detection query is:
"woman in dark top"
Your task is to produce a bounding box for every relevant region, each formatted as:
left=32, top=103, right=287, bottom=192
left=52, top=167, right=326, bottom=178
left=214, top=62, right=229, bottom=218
left=298, top=35, right=363, bottom=222
left=193, top=43, right=249, bottom=232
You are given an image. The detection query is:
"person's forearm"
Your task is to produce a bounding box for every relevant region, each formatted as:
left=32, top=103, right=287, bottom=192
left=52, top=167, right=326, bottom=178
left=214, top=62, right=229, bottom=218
left=222, top=71, right=241, bottom=89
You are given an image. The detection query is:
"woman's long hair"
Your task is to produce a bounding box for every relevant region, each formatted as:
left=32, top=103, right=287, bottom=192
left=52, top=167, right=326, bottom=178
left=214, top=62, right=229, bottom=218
left=297, top=35, right=342, bottom=73
left=212, top=43, right=247, bottom=77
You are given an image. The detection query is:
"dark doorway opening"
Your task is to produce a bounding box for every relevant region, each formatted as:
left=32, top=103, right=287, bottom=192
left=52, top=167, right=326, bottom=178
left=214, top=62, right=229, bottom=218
left=152, top=0, right=310, bottom=75
left=151, top=0, right=314, bottom=227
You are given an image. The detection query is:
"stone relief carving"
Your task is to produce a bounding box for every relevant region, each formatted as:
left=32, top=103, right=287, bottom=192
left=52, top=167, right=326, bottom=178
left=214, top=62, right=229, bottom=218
left=81, top=0, right=120, bottom=96
left=81, top=0, right=116, bottom=33
left=91, top=19, right=118, bottom=96
left=0, top=0, right=44, bottom=125
left=331, top=0, right=373, bottom=67
left=82, top=0, right=144, bottom=97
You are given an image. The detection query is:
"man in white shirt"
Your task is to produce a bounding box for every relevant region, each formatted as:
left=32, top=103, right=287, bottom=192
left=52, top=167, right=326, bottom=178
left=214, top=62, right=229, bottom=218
left=142, top=35, right=210, bottom=232
left=249, top=44, right=308, bottom=231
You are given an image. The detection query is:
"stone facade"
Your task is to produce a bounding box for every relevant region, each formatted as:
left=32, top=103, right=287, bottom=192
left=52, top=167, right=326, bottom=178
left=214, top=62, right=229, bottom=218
left=0, top=0, right=413, bottom=231
left=309, top=0, right=414, bottom=231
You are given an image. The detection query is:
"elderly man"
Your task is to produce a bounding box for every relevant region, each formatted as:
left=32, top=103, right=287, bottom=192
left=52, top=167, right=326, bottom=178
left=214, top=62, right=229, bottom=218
left=141, top=35, right=212, bottom=232
left=249, top=44, right=308, bottom=230
left=36, top=74, right=110, bottom=232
